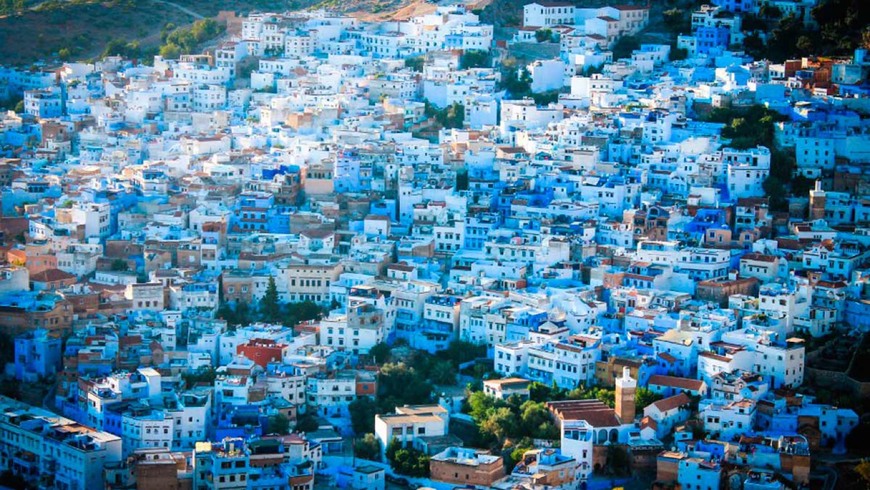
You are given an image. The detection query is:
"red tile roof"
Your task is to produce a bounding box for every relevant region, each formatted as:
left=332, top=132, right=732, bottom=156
left=30, top=268, right=76, bottom=283
left=649, top=393, right=691, bottom=413
left=648, top=375, right=705, bottom=391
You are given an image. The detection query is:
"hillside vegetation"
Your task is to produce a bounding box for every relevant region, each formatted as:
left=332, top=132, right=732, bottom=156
left=0, top=0, right=195, bottom=65
left=1, top=0, right=864, bottom=66
left=0, top=0, right=437, bottom=65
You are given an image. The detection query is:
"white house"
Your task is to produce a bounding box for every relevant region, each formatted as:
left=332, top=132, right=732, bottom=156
left=643, top=393, right=692, bottom=439
left=374, top=405, right=449, bottom=457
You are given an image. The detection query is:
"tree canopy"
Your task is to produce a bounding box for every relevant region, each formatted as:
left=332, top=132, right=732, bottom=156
left=386, top=438, right=430, bottom=477
left=354, top=433, right=381, bottom=461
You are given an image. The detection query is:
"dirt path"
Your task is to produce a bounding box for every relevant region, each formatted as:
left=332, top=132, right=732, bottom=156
left=153, top=0, right=204, bottom=20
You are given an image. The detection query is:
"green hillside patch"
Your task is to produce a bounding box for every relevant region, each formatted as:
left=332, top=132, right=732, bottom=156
left=0, top=0, right=194, bottom=65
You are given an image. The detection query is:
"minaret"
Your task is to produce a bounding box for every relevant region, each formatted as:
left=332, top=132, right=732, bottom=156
left=615, top=366, right=637, bottom=424
left=808, top=180, right=826, bottom=221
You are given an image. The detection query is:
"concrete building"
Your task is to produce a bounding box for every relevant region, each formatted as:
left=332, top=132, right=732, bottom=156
left=374, top=405, right=449, bottom=458
left=430, top=447, right=504, bottom=486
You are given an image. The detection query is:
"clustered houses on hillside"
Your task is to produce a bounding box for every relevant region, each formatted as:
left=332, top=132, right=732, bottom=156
left=0, top=0, right=868, bottom=488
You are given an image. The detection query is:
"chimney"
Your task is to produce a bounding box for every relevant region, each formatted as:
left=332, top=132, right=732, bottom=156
left=615, top=366, right=636, bottom=424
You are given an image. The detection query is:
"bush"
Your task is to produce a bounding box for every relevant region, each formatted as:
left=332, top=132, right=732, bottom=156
left=386, top=439, right=430, bottom=477
left=424, top=101, right=465, bottom=129
left=354, top=433, right=381, bottom=461
left=160, top=18, right=225, bottom=56
left=102, top=39, right=142, bottom=58
left=459, top=49, right=491, bottom=69
left=534, top=28, right=552, bottom=43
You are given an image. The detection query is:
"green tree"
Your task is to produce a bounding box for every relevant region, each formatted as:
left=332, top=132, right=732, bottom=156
left=283, top=300, right=323, bottom=327
left=404, top=56, right=424, bottom=72
left=385, top=437, right=401, bottom=462
left=163, top=18, right=226, bottom=53
left=267, top=414, right=291, bottom=435
left=217, top=300, right=254, bottom=328
left=670, top=47, right=689, bottom=61
left=58, top=48, right=72, bottom=61
left=507, top=442, right=535, bottom=472
left=435, top=102, right=465, bottom=129
left=0, top=331, right=13, bottom=374
left=857, top=460, right=870, bottom=486
left=763, top=176, right=789, bottom=212
left=110, top=258, right=129, bottom=271
left=663, top=8, right=689, bottom=33
left=369, top=342, right=391, bottom=364
left=635, top=388, right=663, bottom=410
left=385, top=438, right=430, bottom=476
left=565, top=385, right=615, bottom=408
left=479, top=406, right=518, bottom=442
left=349, top=396, right=379, bottom=434
left=758, top=4, right=781, bottom=18
left=429, top=360, right=457, bottom=385
left=532, top=90, right=559, bottom=105
left=796, top=35, right=815, bottom=54
left=811, top=0, right=869, bottom=56
left=534, top=28, right=552, bottom=43
left=354, top=433, right=381, bottom=461
left=501, top=66, right=532, bottom=98
left=378, top=362, right=433, bottom=411
left=459, top=49, right=491, bottom=69
left=294, top=413, right=319, bottom=433
left=791, top=174, right=814, bottom=197
left=597, top=389, right=615, bottom=408
left=467, top=390, right=495, bottom=421
left=528, top=381, right=562, bottom=402
left=743, top=33, right=765, bottom=59
left=391, top=447, right=431, bottom=477
left=182, top=367, right=217, bottom=389
left=159, top=43, right=182, bottom=59
left=455, top=170, right=469, bottom=191
left=520, top=400, right=558, bottom=439
left=612, top=35, right=641, bottom=60
left=260, top=276, right=281, bottom=323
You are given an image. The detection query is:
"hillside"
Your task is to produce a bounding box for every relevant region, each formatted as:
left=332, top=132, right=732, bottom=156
left=0, top=0, right=197, bottom=65
left=0, top=0, right=427, bottom=66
